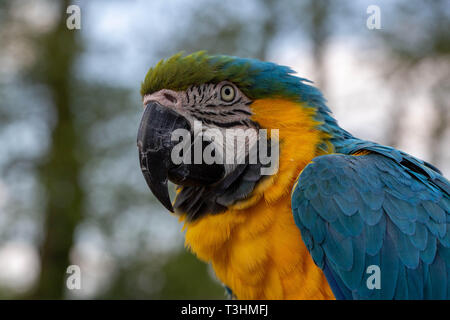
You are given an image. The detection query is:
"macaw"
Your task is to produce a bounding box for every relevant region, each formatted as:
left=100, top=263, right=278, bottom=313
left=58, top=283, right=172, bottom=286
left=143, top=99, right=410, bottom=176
left=137, top=51, right=450, bottom=300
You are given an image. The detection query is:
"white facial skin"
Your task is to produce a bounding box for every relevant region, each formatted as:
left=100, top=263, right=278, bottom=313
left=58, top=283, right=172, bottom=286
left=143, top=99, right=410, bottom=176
left=142, top=81, right=253, bottom=127
left=142, top=82, right=259, bottom=173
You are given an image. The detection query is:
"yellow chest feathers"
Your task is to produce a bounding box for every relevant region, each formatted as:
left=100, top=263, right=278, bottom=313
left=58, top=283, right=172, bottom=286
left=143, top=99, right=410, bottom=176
left=181, top=99, right=335, bottom=299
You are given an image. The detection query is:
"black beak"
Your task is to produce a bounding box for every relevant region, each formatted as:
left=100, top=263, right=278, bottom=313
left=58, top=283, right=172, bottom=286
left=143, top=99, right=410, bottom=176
left=137, top=102, right=225, bottom=212
left=137, top=102, right=190, bottom=212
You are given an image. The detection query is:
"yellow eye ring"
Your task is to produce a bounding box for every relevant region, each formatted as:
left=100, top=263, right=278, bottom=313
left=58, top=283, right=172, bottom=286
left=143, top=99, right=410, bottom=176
left=220, top=85, right=235, bottom=102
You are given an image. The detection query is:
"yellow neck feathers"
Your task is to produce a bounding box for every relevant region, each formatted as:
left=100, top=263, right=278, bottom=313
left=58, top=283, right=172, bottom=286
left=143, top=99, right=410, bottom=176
left=181, top=99, right=334, bottom=299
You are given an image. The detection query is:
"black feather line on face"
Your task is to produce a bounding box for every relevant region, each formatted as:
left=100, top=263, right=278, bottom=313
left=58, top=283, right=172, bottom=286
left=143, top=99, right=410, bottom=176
left=196, top=109, right=252, bottom=117
left=173, top=136, right=272, bottom=221
left=193, top=117, right=249, bottom=128
left=226, top=109, right=252, bottom=116
left=204, top=93, right=215, bottom=104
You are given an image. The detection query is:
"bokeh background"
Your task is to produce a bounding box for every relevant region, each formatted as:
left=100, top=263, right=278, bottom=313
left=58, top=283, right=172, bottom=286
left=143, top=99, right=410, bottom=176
left=0, top=0, right=448, bottom=299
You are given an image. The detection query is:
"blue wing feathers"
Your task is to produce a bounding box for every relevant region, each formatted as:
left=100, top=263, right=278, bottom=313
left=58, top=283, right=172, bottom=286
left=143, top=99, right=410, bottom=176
left=394, top=265, right=409, bottom=299
left=379, top=232, right=399, bottom=298
left=291, top=147, right=450, bottom=300
left=410, top=222, right=428, bottom=251
left=323, top=225, right=353, bottom=271
left=420, top=235, right=437, bottom=265
left=364, top=215, right=385, bottom=255
left=323, top=263, right=352, bottom=300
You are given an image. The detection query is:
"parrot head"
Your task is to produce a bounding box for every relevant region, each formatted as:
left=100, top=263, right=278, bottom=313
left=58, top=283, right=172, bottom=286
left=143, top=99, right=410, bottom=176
left=137, top=51, right=341, bottom=220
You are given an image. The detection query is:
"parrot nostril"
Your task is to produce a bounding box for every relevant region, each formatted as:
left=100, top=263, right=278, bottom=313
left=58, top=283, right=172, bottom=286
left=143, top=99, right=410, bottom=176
left=164, top=93, right=178, bottom=104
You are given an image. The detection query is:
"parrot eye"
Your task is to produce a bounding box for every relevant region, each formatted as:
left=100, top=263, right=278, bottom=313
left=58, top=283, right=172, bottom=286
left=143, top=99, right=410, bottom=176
left=220, top=85, right=235, bottom=102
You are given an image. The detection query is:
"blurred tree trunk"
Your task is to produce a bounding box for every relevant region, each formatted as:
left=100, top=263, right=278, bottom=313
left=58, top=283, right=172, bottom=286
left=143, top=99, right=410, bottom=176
left=430, top=77, right=450, bottom=165
left=430, top=102, right=448, bottom=165
left=379, top=0, right=450, bottom=166
left=385, top=84, right=406, bottom=148
left=428, top=0, right=450, bottom=166
left=305, top=0, right=331, bottom=92
left=257, top=0, right=277, bottom=61
left=28, top=0, right=83, bottom=299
